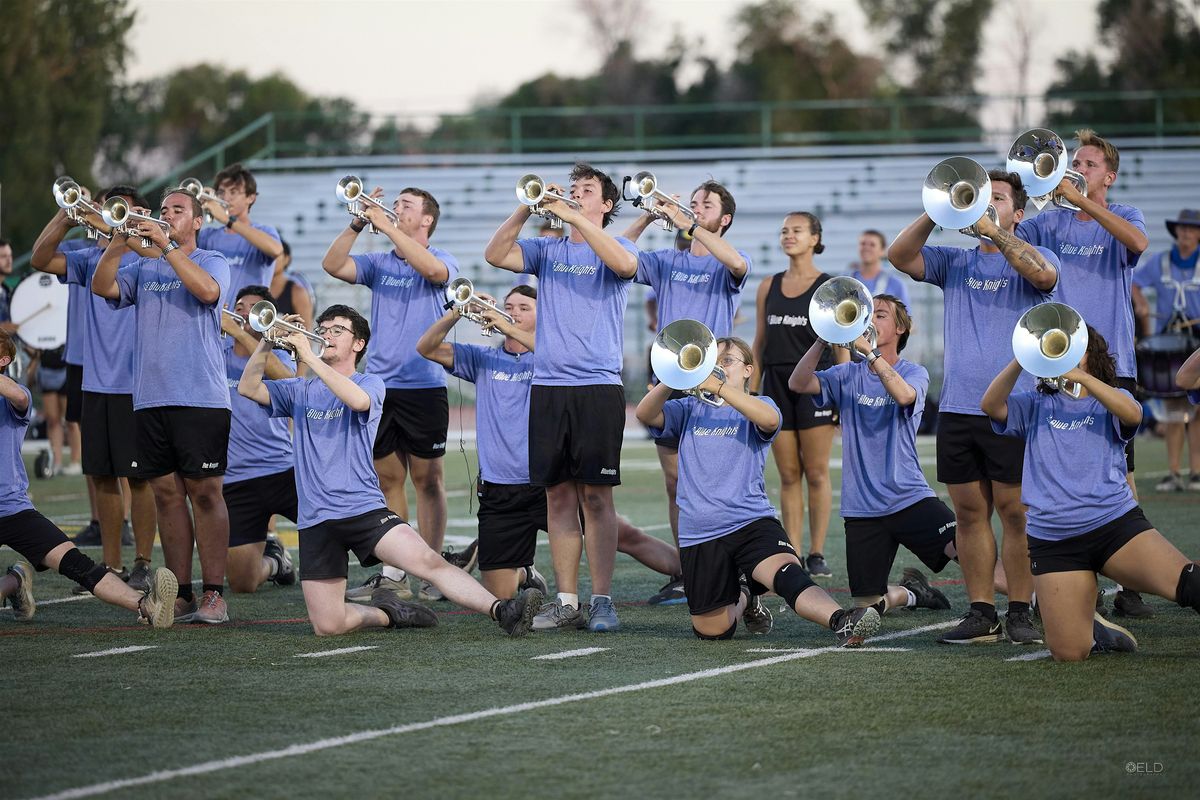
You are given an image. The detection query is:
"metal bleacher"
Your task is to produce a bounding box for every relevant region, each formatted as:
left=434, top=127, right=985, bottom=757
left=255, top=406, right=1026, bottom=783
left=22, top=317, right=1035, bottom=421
left=245, top=139, right=1200, bottom=395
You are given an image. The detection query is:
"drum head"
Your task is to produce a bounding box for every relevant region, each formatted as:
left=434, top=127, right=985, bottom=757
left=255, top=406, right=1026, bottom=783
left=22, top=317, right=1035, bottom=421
left=10, top=272, right=69, bottom=350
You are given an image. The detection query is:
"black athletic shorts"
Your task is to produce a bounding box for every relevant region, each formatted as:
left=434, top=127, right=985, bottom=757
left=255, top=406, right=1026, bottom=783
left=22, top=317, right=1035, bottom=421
left=477, top=479, right=546, bottom=570
left=680, top=517, right=797, bottom=616
left=134, top=406, right=231, bottom=480
left=373, top=387, right=448, bottom=460
left=299, top=507, right=402, bottom=581
left=65, top=363, right=84, bottom=423
left=81, top=392, right=140, bottom=478
left=1116, top=377, right=1137, bottom=472
left=224, top=469, right=299, bottom=547
left=761, top=364, right=837, bottom=431
left=1027, top=506, right=1153, bottom=576
left=936, top=412, right=1024, bottom=485
left=652, top=388, right=689, bottom=450
left=0, top=509, right=70, bottom=571
left=529, top=384, right=624, bottom=486
left=844, top=496, right=957, bottom=598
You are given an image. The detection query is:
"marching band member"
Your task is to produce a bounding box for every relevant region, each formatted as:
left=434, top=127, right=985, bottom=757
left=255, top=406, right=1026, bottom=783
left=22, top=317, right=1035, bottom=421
left=889, top=170, right=1058, bottom=645
left=0, top=330, right=177, bottom=628
left=196, top=163, right=285, bottom=300
left=623, top=180, right=749, bottom=606
left=237, top=304, right=541, bottom=637
left=789, top=296, right=956, bottom=616
left=322, top=185, right=455, bottom=601
left=982, top=327, right=1200, bottom=661
left=92, top=189, right=233, bottom=624
left=753, top=211, right=847, bottom=580
left=849, top=229, right=910, bottom=309
left=485, top=163, right=638, bottom=632
left=636, top=336, right=880, bottom=644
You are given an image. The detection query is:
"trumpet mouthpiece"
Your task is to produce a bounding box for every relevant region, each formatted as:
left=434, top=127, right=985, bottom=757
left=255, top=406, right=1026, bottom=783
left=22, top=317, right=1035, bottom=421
left=679, top=343, right=704, bottom=371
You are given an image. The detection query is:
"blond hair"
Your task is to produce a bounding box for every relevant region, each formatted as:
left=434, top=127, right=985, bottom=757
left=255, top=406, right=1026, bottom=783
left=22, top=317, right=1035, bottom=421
left=1075, top=128, right=1120, bottom=172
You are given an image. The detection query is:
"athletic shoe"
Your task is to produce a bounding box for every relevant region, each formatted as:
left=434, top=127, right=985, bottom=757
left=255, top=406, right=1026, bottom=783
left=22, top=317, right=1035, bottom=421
left=137, top=568, right=178, bottom=629
left=900, top=567, right=952, bottom=610
left=370, top=587, right=438, bottom=629
left=345, top=573, right=412, bottom=603
left=1004, top=609, right=1044, bottom=644
left=71, top=520, right=102, bottom=546
left=587, top=595, right=620, bottom=632
left=193, top=590, right=229, bottom=624
left=120, top=520, right=134, bottom=546
left=417, top=580, right=445, bottom=601
left=61, top=462, right=83, bottom=476
left=1189, top=474, right=1200, bottom=492
left=5, top=562, right=36, bottom=622
left=126, top=559, right=152, bottom=592
left=806, top=553, right=833, bottom=578
left=646, top=576, right=687, bottom=606
left=1155, top=472, right=1184, bottom=492
left=742, top=593, right=773, bottom=635
left=832, top=606, right=880, bottom=648
left=263, top=535, right=296, bottom=586
left=532, top=598, right=587, bottom=631
left=1091, top=612, right=1138, bottom=654
left=442, top=540, right=479, bottom=573
left=174, top=596, right=198, bottom=623
left=1113, top=589, right=1155, bottom=618
left=495, top=588, right=543, bottom=637
left=519, top=564, right=549, bottom=595
left=72, top=565, right=129, bottom=595
left=937, top=608, right=1004, bottom=644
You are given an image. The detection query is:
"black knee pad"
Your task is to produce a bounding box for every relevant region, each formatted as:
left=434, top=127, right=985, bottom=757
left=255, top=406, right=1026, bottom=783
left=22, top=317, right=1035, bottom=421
left=58, top=548, right=106, bottom=592
left=1177, top=563, right=1200, bottom=613
left=774, top=561, right=816, bottom=609
left=693, top=621, right=737, bottom=640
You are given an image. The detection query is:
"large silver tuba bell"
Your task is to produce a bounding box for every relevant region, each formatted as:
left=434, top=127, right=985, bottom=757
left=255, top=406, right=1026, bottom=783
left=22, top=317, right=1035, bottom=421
left=650, top=318, right=726, bottom=406
left=809, top=276, right=873, bottom=346
left=1006, top=128, right=1088, bottom=212
left=922, top=157, right=994, bottom=232
left=1012, top=302, right=1089, bottom=395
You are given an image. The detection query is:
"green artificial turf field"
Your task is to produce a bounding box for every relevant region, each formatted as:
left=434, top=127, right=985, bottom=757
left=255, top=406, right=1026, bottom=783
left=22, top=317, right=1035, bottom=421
left=4, top=435, right=1198, bottom=799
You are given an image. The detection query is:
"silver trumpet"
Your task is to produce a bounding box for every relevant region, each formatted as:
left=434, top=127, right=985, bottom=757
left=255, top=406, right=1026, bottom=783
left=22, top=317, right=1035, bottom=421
left=444, top=278, right=514, bottom=337
left=249, top=300, right=326, bottom=357
left=515, top=173, right=581, bottom=231
left=221, top=308, right=246, bottom=338
left=180, top=177, right=230, bottom=224
left=1006, top=128, right=1088, bottom=212
left=336, top=175, right=398, bottom=233
left=922, top=156, right=995, bottom=235
left=52, top=176, right=106, bottom=240
left=101, top=196, right=171, bottom=249
left=650, top=318, right=726, bottom=407
left=632, top=171, right=697, bottom=233
left=809, top=276, right=874, bottom=347
left=1012, top=302, right=1089, bottom=397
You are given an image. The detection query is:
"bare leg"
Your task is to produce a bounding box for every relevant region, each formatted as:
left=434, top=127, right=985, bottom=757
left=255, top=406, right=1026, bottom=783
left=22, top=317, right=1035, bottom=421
left=65, top=420, right=82, bottom=468
left=770, top=432, right=806, bottom=553
left=149, top=473, right=195, bottom=590
left=374, top=452, right=410, bottom=522
left=655, top=446, right=680, bottom=548
left=751, top=553, right=840, bottom=626
left=93, top=475, right=124, bottom=569
left=616, top=515, right=680, bottom=576
left=1165, top=421, right=1185, bottom=475
left=44, top=393, right=64, bottom=471
left=946, top=481, right=998, bottom=605
left=42, top=543, right=143, bottom=613
left=1188, top=418, right=1200, bottom=475
left=408, top=454, right=447, bottom=553
left=579, top=484, right=617, bottom=596
left=372, top=524, right=499, bottom=614
left=183, top=475, right=229, bottom=587
left=302, top=578, right=388, bottom=636
left=481, top=568, right=522, bottom=599
left=797, top=425, right=835, bottom=557
left=1100, top=529, right=1192, bottom=599
left=227, top=542, right=271, bottom=593
left=545, top=482, right=583, bottom=595
left=129, top=478, right=156, bottom=560
left=691, top=597, right=746, bottom=637
left=1033, top=570, right=1097, bottom=662
left=992, top=481, right=1032, bottom=604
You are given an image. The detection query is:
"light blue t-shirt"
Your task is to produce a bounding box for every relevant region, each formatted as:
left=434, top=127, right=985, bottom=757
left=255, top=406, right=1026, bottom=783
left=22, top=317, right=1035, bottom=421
left=922, top=244, right=1058, bottom=414
left=517, top=236, right=638, bottom=386
left=449, top=343, right=533, bottom=484
left=650, top=395, right=781, bottom=547
left=1133, top=248, right=1200, bottom=334
left=198, top=223, right=281, bottom=301
left=64, top=247, right=138, bottom=395
left=850, top=267, right=911, bottom=309
left=993, top=389, right=1138, bottom=540
left=225, top=340, right=294, bottom=485
left=815, top=359, right=936, bottom=517
left=0, top=385, right=34, bottom=517
left=58, top=239, right=94, bottom=366
left=635, top=248, right=750, bottom=336
left=111, top=248, right=231, bottom=410
left=351, top=247, right=459, bottom=390
left=266, top=372, right=387, bottom=528
left=1017, top=205, right=1146, bottom=378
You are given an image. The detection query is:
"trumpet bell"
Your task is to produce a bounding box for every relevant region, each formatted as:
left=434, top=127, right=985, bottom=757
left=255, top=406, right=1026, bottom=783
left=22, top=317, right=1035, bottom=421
left=336, top=175, right=364, bottom=204
left=1012, top=302, right=1088, bottom=379
left=633, top=171, right=657, bottom=199
left=922, top=157, right=992, bottom=230
left=515, top=174, right=546, bottom=207
left=248, top=300, right=276, bottom=333
left=651, top=319, right=718, bottom=392
left=446, top=277, right=474, bottom=306
left=53, top=177, right=84, bottom=209
left=100, top=197, right=129, bottom=228
left=809, top=277, right=873, bottom=346
left=180, top=177, right=205, bottom=198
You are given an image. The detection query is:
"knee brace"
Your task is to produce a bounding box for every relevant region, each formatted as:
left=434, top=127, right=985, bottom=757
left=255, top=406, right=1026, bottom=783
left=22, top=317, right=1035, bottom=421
left=1177, top=563, right=1200, bottom=613
left=58, top=548, right=108, bottom=592
left=693, top=621, right=737, bottom=640
left=774, top=561, right=816, bottom=610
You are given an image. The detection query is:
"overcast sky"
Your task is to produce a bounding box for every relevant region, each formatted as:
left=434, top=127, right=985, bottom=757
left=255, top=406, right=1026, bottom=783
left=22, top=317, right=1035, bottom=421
left=127, top=0, right=1101, bottom=122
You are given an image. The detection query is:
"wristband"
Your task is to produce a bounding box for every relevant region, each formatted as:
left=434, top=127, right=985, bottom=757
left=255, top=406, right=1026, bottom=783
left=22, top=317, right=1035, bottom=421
left=686, top=222, right=698, bottom=238
left=867, top=348, right=882, bottom=365
left=225, top=214, right=239, bottom=230
left=350, top=219, right=368, bottom=233
left=162, top=240, right=180, bottom=255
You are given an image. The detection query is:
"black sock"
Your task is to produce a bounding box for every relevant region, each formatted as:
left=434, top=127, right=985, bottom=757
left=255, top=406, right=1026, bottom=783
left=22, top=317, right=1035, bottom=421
left=177, top=585, right=194, bottom=603
left=202, top=583, right=223, bottom=596
left=970, top=601, right=997, bottom=621
left=1008, top=601, right=1030, bottom=615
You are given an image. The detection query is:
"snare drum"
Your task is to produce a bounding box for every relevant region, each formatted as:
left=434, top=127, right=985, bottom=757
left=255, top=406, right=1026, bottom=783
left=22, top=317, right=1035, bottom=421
left=1136, top=332, right=1196, bottom=398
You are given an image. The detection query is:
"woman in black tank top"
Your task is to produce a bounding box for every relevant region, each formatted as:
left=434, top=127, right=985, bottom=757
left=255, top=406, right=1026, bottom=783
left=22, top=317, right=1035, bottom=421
left=752, top=212, right=847, bottom=578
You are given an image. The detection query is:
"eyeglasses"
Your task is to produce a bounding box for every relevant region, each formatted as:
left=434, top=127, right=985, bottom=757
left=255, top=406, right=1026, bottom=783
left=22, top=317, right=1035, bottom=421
left=315, top=324, right=351, bottom=338
left=718, top=356, right=745, bottom=368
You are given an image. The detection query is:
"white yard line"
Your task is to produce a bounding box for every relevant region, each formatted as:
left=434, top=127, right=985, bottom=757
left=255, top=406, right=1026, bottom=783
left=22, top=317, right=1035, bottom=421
left=531, top=647, right=609, bottom=661
left=0, top=594, right=96, bottom=612
left=744, top=646, right=912, bottom=654
left=72, top=646, right=157, bottom=659
left=294, top=646, right=379, bottom=659
left=1006, top=649, right=1052, bottom=662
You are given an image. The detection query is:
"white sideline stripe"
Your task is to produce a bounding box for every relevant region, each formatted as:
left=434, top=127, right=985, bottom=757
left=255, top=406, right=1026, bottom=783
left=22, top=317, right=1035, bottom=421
left=744, top=646, right=911, bottom=653
left=1006, top=649, right=1052, bottom=662
left=0, top=593, right=95, bottom=612
left=531, top=647, right=609, bottom=661
left=294, top=646, right=379, bottom=659
left=73, top=646, right=157, bottom=659
left=25, top=618, right=951, bottom=800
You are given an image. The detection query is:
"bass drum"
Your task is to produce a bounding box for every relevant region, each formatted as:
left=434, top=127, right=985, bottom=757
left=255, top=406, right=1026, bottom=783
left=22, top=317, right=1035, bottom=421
left=1136, top=332, right=1196, bottom=399
left=10, top=272, right=69, bottom=351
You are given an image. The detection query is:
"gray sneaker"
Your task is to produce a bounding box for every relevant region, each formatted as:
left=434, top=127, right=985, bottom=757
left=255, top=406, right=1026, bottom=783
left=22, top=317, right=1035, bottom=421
left=742, top=593, right=773, bottom=635
left=370, top=588, right=438, bottom=628
left=532, top=598, right=587, bottom=631
left=442, top=540, right=479, bottom=573
left=174, top=596, right=198, bottom=623
left=519, top=564, right=549, bottom=595
left=1005, top=608, right=1044, bottom=645
left=832, top=606, right=881, bottom=647
left=5, top=562, right=36, bottom=622
left=137, top=568, right=178, bottom=629
left=1091, top=612, right=1138, bottom=654
left=345, top=573, right=412, bottom=603
left=417, top=579, right=445, bottom=602
left=495, top=588, right=543, bottom=637
left=126, top=559, right=152, bottom=592
left=193, top=590, right=229, bottom=624
left=264, top=535, right=296, bottom=586
left=587, top=596, right=620, bottom=632
left=901, top=567, right=952, bottom=610
left=120, top=520, right=134, bottom=546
